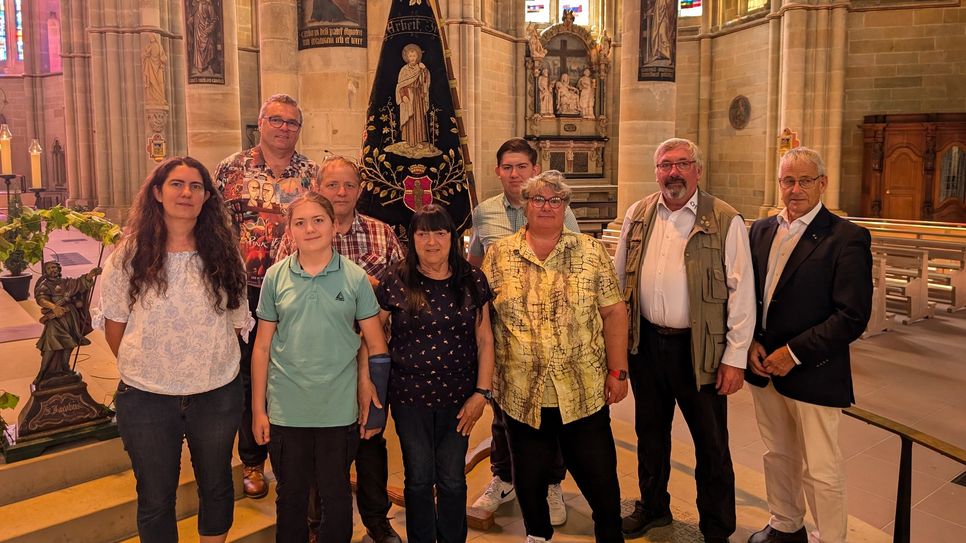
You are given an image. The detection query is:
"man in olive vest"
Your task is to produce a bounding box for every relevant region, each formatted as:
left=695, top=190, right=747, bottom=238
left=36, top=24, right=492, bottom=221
left=614, top=138, right=756, bottom=543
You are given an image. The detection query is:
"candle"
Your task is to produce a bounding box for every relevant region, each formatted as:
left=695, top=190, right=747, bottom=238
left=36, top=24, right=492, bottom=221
left=0, top=124, right=11, bottom=175
left=29, top=139, right=43, bottom=189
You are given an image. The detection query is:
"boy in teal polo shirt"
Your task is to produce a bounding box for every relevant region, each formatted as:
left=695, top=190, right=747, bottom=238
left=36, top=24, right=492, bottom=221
left=250, top=193, right=388, bottom=542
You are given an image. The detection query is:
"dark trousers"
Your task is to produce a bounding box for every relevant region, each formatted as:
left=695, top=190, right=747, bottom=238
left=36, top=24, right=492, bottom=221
left=238, top=285, right=269, bottom=467
left=489, top=401, right=565, bottom=484
left=504, top=407, right=623, bottom=542
left=393, top=404, right=469, bottom=543
left=628, top=319, right=736, bottom=539
left=269, top=423, right=360, bottom=543
left=308, top=427, right=392, bottom=532
left=116, top=376, right=242, bottom=542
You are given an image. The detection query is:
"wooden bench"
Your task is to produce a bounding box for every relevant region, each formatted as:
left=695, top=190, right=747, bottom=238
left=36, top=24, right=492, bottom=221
left=871, top=244, right=935, bottom=324
left=863, top=254, right=893, bottom=337
left=871, top=235, right=966, bottom=313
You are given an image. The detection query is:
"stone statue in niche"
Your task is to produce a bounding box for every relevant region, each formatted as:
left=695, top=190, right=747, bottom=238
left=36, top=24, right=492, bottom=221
left=578, top=69, right=595, bottom=118
left=554, top=73, right=580, bottom=115
left=141, top=34, right=168, bottom=106
left=538, top=68, right=553, bottom=116
left=526, top=22, right=547, bottom=60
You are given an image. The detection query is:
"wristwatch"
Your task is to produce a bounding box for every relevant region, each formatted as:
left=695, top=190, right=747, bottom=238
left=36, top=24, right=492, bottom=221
left=608, top=369, right=628, bottom=381
left=474, top=387, right=493, bottom=400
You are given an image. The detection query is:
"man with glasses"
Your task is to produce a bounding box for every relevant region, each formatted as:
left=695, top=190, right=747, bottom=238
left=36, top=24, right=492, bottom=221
left=744, top=148, right=871, bottom=543
left=214, top=93, right=321, bottom=501
left=614, top=138, right=755, bottom=543
left=276, top=154, right=405, bottom=543
left=467, top=138, right=579, bottom=526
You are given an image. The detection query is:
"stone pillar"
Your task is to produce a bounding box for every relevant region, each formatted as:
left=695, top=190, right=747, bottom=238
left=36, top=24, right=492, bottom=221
left=21, top=0, right=47, bottom=168
left=87, top=0, right=153, bottom=222
left=823, top=4, right=848, bottom=212
left=439, top=0, right=482, bottom=176
left=60, top=0, right=97, bottom=206
left=616, top=0, right=676, bottom=217
left=775, top=3, right=808, bottom=207
left=258, top=0, right=298, bottom=100
left=297, top=43, right=368, bottom=159
left=759, top=1, right=783, bottom=216
left=184, top=0, right=243, bottom=172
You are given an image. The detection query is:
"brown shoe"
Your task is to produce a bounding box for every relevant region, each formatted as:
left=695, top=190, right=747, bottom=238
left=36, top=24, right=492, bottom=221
left=242, top=463, right=269, bottom=499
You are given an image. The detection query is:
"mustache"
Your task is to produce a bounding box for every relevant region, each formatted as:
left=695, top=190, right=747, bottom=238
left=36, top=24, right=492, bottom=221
left=665, top=175, right=686, bottom=184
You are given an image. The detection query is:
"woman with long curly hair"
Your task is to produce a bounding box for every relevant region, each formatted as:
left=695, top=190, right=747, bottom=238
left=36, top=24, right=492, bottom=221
left=99, top=156, right=249, bottom=543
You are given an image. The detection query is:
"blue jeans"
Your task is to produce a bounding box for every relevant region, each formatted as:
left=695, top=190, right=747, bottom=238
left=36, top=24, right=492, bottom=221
left=392, top=404, right=469, bottom=543
left=115, top=375, right=242, bottom=542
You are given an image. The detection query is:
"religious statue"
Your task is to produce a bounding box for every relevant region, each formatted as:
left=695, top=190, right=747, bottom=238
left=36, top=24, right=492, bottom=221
left=554, top=72, right=580, bottom=115
left=188, top=0, right=218, bottom=75
left=525, top=23, right=547, bottom=60
left=578, top=69, right=595, bottom=118
left=538, top=68, right=553, bottom=116
left=141, top=34, right=168, bottom=106
left=33, top=262, right=101, bottom=389
left=386, top=43, right=442, bottom=159
left=648, top=0, right=675, bottom=63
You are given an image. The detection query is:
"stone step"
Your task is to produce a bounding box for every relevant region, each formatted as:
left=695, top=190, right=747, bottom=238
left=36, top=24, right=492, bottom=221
left=0, top=437, right=130, bottom=507
left=121, top=486, right=277, bottom=543
left=0, top=446, right=242, bottom=543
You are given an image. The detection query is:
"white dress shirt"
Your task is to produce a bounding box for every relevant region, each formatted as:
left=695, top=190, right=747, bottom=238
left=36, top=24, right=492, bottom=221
left=615, top=191, right=756, bottom=369
left=762, top=202, right=824, bottom=364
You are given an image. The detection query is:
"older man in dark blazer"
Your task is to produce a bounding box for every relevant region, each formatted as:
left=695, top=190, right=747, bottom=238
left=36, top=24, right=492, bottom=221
left=745, top=147, right=872, bottom=543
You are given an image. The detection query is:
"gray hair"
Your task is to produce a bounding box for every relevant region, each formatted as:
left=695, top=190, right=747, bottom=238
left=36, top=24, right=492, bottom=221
left=259, top=93, right=303, bottom=123
left=780, top=147, right=826, bottom=177
left=522, top=170, right=573, bottom=202
left=654, top=138, right=704, bottom=170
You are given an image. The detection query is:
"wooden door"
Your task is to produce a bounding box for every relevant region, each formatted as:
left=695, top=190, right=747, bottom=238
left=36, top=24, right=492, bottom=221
left=881, top=147, right=923, bottom=219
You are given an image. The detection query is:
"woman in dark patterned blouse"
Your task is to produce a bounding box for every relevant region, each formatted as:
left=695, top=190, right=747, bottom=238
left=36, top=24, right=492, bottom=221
left=375, top=205, right=495, bottom=543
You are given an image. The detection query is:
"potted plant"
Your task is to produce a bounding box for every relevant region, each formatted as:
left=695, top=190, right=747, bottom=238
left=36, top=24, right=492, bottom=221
left=0, top=390, right=18, bottom=448
left=0, top=205, right=122, bottom=301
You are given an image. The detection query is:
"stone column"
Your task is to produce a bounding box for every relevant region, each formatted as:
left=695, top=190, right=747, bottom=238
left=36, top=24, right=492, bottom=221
left=21, top=0, right=47, bottom=170
left=775, top=3, right=808, bottom=207
left=184, top=0, right=243, bottom=172
left=439, top=0, right=482, bottom=174
left=258, top=0, right=298, bottom=100
left=616, top=0, right=676, bottom=217
left=759, top=1, right=783, bottom=216
left=823, top=3, right=848, bottom=212
left=60, top=0, right=97, bottom=207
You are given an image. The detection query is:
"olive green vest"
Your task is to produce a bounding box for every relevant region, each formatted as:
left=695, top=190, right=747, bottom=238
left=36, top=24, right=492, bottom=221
left=621, top=190, right=739, bottom=388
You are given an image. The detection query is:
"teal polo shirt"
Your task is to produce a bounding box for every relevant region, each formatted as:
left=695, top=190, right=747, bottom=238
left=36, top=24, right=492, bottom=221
left=256, top=251, right=379, bottom=427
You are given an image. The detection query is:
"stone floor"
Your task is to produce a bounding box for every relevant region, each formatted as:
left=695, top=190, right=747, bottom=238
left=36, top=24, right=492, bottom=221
left=1, top=229, right=964, bottom=542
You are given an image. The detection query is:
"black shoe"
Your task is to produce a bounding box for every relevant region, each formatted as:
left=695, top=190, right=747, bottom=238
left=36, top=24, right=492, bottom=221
left=621, top=501, right=672, bottom=538
left=366, top=518, right=402, bottom=543
left=748, top=525, right=807, bottom=543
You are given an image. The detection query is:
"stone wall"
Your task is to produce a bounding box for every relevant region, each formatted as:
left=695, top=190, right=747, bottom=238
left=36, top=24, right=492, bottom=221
left=477, top=31, right=519, bottom=200
left=0, top=79, right=30, bottom=177
left=840, top=4, right=966, bottom=213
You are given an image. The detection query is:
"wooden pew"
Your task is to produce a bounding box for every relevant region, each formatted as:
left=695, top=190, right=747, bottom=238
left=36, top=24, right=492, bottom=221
left=871, top=236, right=966, bottom=313
left=871, top=244, right=935, bottom=324
left=863, top=254, right=892, bottom=337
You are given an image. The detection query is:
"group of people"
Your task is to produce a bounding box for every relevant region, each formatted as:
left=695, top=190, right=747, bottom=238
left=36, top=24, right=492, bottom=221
left=98, top=92, right=873, bottom=543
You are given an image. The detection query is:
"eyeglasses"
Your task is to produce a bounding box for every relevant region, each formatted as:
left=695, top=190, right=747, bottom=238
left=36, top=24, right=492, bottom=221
left=778, top=176, right=823, bottom=189
left=528, top=195, right=567, bottom=209
left=656, top=160, right=696, bottom=173
left=263, top=116, right=302, bottom=130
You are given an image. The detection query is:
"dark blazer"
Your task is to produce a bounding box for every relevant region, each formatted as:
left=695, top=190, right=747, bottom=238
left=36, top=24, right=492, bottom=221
left=745, top=205, right=873, bottom=407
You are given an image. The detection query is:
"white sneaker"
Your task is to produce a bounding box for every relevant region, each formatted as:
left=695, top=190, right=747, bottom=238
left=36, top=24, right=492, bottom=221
left=547, top=483, right=567, bottom=526
left=525, top=536, right=551, bottom=543
left=472, top=476, right=516, bottom=512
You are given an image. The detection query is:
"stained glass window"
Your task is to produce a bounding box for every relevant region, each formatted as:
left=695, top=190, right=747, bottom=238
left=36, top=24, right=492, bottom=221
left=680, top=0, right=703, bottom=17
left=560, top=0, right=590, bottom=26
left=14, top=0, right=22, bottom=60
left=747, top=0, right=767, bottom=11
left=0, top=1, right=7, bottom=62
left=525, top=0, right=551, bottom=23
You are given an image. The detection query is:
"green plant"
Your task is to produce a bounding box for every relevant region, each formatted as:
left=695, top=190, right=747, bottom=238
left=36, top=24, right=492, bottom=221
left=0, top=205, right=122, bottom=276
left=0, top=390, right=18, bottom=441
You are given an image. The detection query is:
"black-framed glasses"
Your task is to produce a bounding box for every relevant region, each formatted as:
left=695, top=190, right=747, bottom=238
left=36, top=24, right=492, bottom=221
left=528, top=195, right=566, bottom=209
left=656, top=160, right=696, bottom=173
left=263, top=116, right=302, bottom=130
left=778, top=175, right=823, bottom=189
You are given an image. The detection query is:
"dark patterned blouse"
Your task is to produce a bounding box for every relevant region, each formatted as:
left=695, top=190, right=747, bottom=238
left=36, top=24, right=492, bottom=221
left=375, top=266, right=492, bottom=408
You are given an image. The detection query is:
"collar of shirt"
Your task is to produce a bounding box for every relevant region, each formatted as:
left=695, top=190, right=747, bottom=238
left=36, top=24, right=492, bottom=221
left=343, top=212, right=366, bottom=236
left=288, top=251, right=343, bottom=278
left=777, top=201, right=824, bottom=230
left=656, top=190, right=699, bottom=217
left=512, top=228, right=580, bottom=265
left=249, top=147, right=306, bottom=177
left=502, top=193, right=525, bottom=211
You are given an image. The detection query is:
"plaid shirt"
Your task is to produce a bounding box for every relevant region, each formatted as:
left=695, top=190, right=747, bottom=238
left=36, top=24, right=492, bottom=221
left=468, top=193, right=581, bottom=257
left=277, top=212, right=405, bottom=281
left=214, top=147, right=321, bottom=287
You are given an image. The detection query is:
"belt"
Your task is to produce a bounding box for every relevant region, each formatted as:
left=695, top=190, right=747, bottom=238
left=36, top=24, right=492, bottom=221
left=644, top=319, right=690, bottom=336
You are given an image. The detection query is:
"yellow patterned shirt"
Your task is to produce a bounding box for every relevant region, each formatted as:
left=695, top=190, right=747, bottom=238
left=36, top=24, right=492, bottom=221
left=483, top=228, right=623, bottom=428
